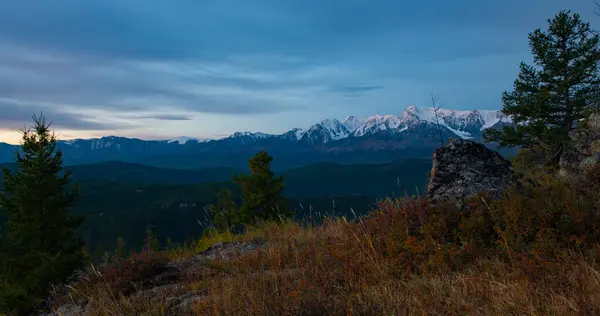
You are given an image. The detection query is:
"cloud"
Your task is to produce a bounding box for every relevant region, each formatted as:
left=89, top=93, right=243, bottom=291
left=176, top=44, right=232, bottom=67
left=327, top=84, right=384, bottom=97
left=0, top=98, right=135, bottom=131
left=0, top=0, right=596, bottom=139
left=133, top=114, right=193, bottom=121
left=0, top=43, right=321, bottom=117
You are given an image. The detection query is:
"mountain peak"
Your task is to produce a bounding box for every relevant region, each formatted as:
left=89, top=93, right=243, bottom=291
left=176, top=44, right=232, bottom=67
left=341, top=116, right=364, bottom=132
left=230, top=131, right=271, bottom=138
left=405, top=105, right=419, bottom=114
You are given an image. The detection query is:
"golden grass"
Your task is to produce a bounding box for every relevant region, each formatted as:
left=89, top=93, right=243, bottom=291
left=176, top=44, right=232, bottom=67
left=183, top=218, right=600, bottom=316
left=51, top=215, right=600, bottom=316
left=166, top=229, right=235, bottom=260
left=51, top=168, right=600, bottom=315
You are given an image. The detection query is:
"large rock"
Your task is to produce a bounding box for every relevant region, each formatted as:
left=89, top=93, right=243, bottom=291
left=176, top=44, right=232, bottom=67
left=427, top=138, right=519, bottom=208
left=559, top=113, right=600, bottom=185
left=35, top=240, right=266, bottom=315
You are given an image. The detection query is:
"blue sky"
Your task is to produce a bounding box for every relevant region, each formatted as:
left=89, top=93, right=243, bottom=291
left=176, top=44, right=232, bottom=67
left=0, top=0, right=597, bottom=143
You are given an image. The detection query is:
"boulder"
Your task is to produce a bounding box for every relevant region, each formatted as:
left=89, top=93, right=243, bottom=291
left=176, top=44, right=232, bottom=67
left=559, top=113, right=600, bottom=185
left=35, top=240, right=267, bottom=315
left=427, top=138, right=520, bottom=208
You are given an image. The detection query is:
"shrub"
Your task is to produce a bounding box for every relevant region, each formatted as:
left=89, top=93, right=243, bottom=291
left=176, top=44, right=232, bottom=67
left=364, top=167, right=600, bottom=277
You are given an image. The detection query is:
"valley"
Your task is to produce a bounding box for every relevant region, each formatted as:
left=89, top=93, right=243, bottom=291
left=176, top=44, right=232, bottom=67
left=0, top=106, right=515, bottom=255
left=0, top=158, right=432, bottom=254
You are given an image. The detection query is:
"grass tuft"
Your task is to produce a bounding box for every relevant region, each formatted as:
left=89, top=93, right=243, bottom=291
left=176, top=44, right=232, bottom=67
left=48, top=169, right=600, bottom=315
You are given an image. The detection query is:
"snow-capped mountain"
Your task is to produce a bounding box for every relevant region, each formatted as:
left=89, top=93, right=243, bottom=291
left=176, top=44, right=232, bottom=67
left=298, top=119, right=352, bottom=144
left=0, top=106, right=515, bottom=170
left=53, top=106, right=510, bottom=148
left=343, top=106, right=510, bottom=140
left=220, top=105, right=510, bottom=144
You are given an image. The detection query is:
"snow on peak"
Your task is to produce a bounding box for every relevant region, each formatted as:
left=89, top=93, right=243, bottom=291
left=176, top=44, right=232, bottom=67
left=401, top=106, right=508, bottom=132
left=405, top=105, right=419, bottom=115
left=341, top=116, right=364, bottom=132
left=230, top=131, right=272, bottom=139
left=293, top=128, right=306, bottom=140
left=61, top=139, right=82, bottom=145
left=303, top=119, right=350, bottom=142
left=225, top=106, right=510, bottom=143
left=353, top=114, right=404, bottom=137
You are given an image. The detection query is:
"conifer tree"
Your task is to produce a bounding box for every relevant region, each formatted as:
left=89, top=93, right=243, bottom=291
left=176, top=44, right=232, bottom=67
left=115, top=236, right=128, bottom=258
left=234, top=150, right=292, bottom=224
left=92, top=243, right=107, bottom=263
left=166, top=237, right=174, bottom=250
left=208, top=188, right=239, bottom=232
left=144, top=223, right=159, bottom=251
left=0, top=114, right=85, bottom=313
left=484, top=10, right=600, bottom=166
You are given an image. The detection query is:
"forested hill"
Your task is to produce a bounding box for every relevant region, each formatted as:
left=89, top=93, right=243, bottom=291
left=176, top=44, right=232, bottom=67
left=0, top=158, right=432, bottom=253
left=0, top=158, right=431, bottom=198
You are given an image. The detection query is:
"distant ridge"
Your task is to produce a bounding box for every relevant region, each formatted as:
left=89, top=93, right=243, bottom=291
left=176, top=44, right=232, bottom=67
left=0, top=106, right=516, bottom=169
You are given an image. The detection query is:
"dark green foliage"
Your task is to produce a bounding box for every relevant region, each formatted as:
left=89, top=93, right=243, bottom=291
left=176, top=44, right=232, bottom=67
left=510, top=146, right=558, bottom=176
left=485, top=10, right=600, bottom=167
left=92, top=243, right=108, bottom=263
left=0, top=114, right=86, bottom=313
left=282, top=159, right=430, bottom=199
left=208, top=189, right=240, bottom=232
left=234, top=150, right=293, bottom=224
left=115, top=236, right=128, bottom=258
left=144, top=224, right=159, bottom=251
left=0, top=158, right=427, bottom=255
left=165, top=237, right=175, bottom=250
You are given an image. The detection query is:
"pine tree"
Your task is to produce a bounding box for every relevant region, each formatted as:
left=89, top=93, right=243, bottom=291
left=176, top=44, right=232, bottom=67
left=115, top=236, right=128, bottom=258
left=208, top=188, right=239, bottom=232
left=144, top=223, right=159, bottom=251
left=0, top=114, right=86, bottom=313
left=166, top=237, right=174, bottom=250
left=92, top=243, right=107, bottom=263
left=234, top=150, right=292, bottom=224
left=484, top=10, right=600, bottom=166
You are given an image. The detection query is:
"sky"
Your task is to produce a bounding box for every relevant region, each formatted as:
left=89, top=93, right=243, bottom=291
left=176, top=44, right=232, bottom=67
left=0, top=0, right=597, bottom=144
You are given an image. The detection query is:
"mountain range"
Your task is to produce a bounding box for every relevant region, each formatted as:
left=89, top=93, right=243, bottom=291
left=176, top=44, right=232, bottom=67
left=0, top=106, right=516, bottom=170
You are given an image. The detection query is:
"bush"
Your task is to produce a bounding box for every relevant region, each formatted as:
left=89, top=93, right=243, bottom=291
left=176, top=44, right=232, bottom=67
left=0, top=278, right=34, bottom=315
left=365, top=169, right=600, bottom=275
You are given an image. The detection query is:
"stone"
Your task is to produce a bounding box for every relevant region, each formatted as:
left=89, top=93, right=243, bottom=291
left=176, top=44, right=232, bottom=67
left=36, top=240, right=267, bottom=315
left=192, top=241, right=264, bottom=262
left=427, top=138, right=520, bottom=208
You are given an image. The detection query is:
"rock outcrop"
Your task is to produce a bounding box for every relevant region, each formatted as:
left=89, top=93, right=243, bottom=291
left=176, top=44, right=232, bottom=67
left=36, top=240, right=266, bottom=316
left=427, top=138, right=520, bottom=208
left=559, top=113, right=600, bottom=185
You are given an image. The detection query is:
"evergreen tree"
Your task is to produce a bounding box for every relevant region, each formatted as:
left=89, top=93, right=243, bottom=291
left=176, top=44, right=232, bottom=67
left=92, top=243, right=107, bottom=263
left=115, top=236, right=128, bottom=258
left=0, top=114, right=86, bottom=313
left=166, top=237, right=174, bottom=250
left=144, top=223, right=159, bottom=251
left=234, top=150, right=292, bottom=224
left=208, top=188, right=239, bottom=232
left=484, top=10, right=600, bottom=166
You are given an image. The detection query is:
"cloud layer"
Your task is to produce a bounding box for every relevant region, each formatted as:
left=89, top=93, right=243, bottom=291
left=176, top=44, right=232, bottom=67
left=0, top=0, right=597, bottom=142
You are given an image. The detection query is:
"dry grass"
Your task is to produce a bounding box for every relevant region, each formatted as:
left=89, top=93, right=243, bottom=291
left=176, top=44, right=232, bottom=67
left=52, top=217, right=600, bottom=316
left=183, top=218, right=600, bottom=316
left=49, top=170, right=600, bottom=315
